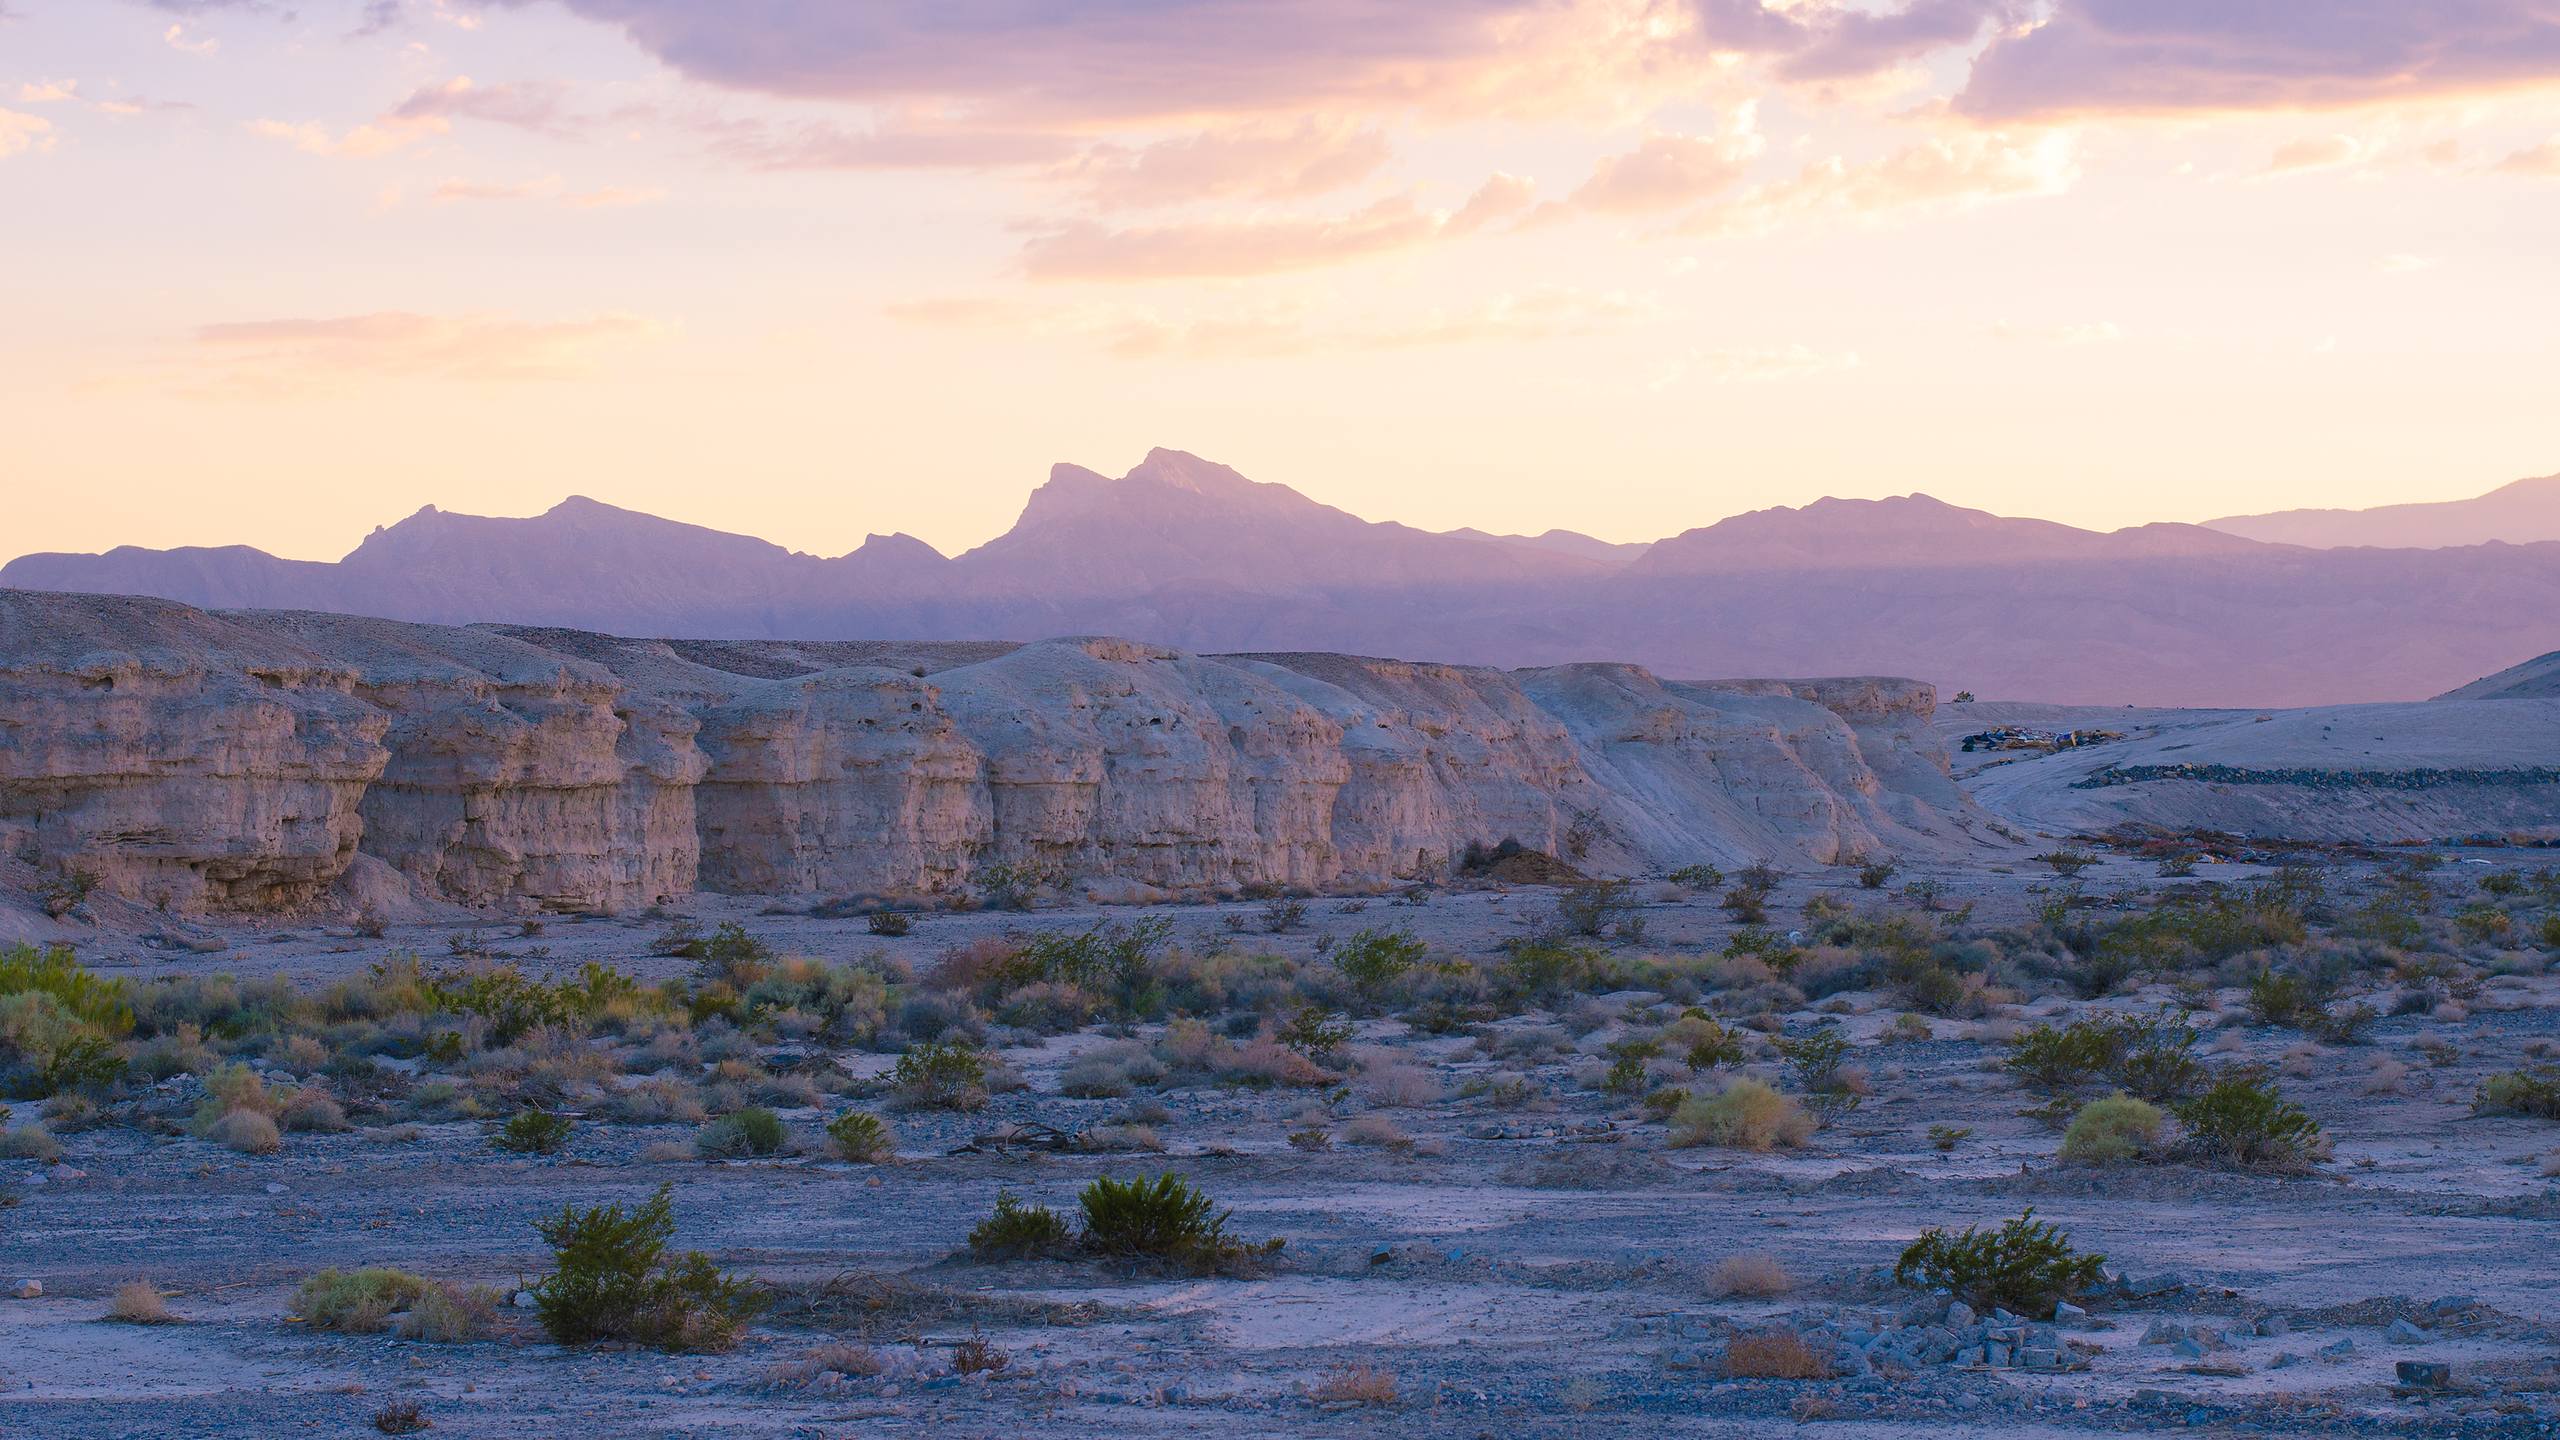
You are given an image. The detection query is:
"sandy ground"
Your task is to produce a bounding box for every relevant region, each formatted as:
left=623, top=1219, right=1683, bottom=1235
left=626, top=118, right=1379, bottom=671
left=3, top=837, right=2558, bottom=1439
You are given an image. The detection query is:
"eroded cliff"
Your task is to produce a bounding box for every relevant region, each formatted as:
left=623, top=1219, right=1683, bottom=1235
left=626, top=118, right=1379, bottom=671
left=0, top=590, right=2000, bottom=914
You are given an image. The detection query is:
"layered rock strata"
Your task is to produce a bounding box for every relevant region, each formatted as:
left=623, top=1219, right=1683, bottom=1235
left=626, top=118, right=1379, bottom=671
left=0, top=590, right=1996, bottom=913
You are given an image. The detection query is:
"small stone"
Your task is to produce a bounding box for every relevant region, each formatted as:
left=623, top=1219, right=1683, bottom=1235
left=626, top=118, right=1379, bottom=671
left=2254, top=1314, right=2290, bottom=1338
left=2171, top=1338, right=2210, bottom=1360
left=1945, top=1301, right=1975, bottom=1328
left=2386, top=1319, right=2427, bottom=1345
left=12, top=1280, right=40, bottom=1299
left=2395, top=1360, right=2452, bottom=1389
left=2054, top=1302, right=2088, bottom=1323
left=2269, top=1352, right=2298, bottom=1370
left=2142, top=1322, right=2186, bottom=1346
left=2426, top=1296, right=2476, bottom=1315
left=2017, top=1347, right=2062, bottom=1370
left=2318, top=1338, right=2355, bottom=1360
left=512, top=1290, right=536, bottom=1309
left=1986, top=1342, right=2011, bottom=1367
left=263, top=1182, right=288, bottom=1195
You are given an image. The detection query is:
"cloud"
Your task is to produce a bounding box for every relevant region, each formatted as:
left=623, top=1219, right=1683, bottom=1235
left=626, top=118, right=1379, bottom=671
left=248, top=113, right=449, bottom=157
left=391, top=77, right=579, bottom=137
left=184, top=311, right=658, bottom=389
left=1064, top=119, right=1392, bottom=209
left=699, top=117, right=1074, bottom=171
left=1698, top=129, right=2077, bottom=231
left=16, top=78, right=75, bottom=103
left=2378, top=252, right=2439, bottom=273
left=1560, top=113, right=1765, bottom=216
left=886, top=285, right=1660, bottom=357
left=2499, top=137, right=2560, bottom=175
left=1957, top=1, right=2560, bottom=120
left=428, top=176, right=668, bottom=206
left=162, top=22, right=219, bottom=54
left=0, top=106, right=51, bottom=158
left=1989, top=319, right=2123, bottom=344
left=1694, top=0, right=2021, bottom=82
left=1019, top=174, right=1536, bottom=280
left=1650, top=342, right=1861, bottom=388
left=2265, top=133, right=2381, bottom=175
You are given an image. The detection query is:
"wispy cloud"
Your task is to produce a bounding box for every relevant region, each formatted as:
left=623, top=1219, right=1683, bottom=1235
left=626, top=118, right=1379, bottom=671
left=248, top=113, right=448, bottom=158
left=1019, top=175, right=1537, bottom=281
left=887, top=285, right=1660, bottom=358
left=178, top=311, right=660, bottom=392
left=0, top=106, right=53, bottom=158
left=426, top=176, right=667, bottom=207
left=1694, top=130, right=2078, bottom=234
left=1989, top=319, right=2123, bottom=345
left=1062, top=119, right=1392, bottom=210
left=391, top=76, right=580, bottom=137
left=2498, top=137, right=2560, bottom=177
left=1650, top=342, right=1862, bottom=389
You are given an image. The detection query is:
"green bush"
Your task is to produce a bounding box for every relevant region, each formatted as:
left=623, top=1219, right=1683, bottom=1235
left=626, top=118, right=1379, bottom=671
left=1331, top=928, right=1427, bottom=994
left=295, top=1268, right=493, bottom=1342
left=2059, top=1094, right=2164, bottom=1164
left=531, top=1183, right=763, bottom=1351
left=824, top=1109, right=896, bottom=1162
left=1894, top=1208, right=2104, bottom=1317
left=492, top=1109, right=574, bottom=1155
left=2175, top=1074, right=2321, bottom=1170
left=965, top=1190, right=1074, bottom=1261
left=890, top=1039, right=989, bottom=1110
left=1857, top=858, right=1899, bottom=889
left=1078, top=1172, right=1278, bottom=1274
left=2473, top=1067, right=2560, bottom=1121
left=695, top=1107, right=786, bottom=1159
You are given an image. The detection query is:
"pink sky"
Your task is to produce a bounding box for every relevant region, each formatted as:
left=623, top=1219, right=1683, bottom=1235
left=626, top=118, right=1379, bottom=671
left=5, top=0, right=2559, bottom=561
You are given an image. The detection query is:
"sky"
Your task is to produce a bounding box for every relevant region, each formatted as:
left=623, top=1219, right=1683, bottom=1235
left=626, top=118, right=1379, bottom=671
left=4, top=0, right=2560, bottom=562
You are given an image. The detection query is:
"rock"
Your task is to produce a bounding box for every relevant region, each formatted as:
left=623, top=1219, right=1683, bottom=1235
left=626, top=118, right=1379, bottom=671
left=2318, top=1339, right=2355, bottom=1360
left=12, top=1280, right=39, bottom=1299
left=2053, top=1302, right=2088, bottom=1323
left=2142, top=1322, right=2187, bottom=1346
left=1945, top=1301, right=1976, bottom=1329
left=2254, top=1314, right=2289, bottom=1338
left=2171, top=1338, right=2210, bottom=1359
left=2126, top=1272, right=2189, bottom=1298
left=2395, top=1360, right=2452, bottom=1389
left=1986, top=1342, right=2011, bottom=1367
left=512, top=1290, right=536, bottom=1309
left=2426, top=1296, right=2477, bottom=1315
left=0, top=592, right=1985, bottom=914
left=2386, top=1319, right=2428, bottom=1345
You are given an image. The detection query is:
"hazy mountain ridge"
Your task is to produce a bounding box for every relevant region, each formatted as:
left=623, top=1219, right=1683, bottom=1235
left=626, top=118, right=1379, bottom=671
left=2205, top=472, right=2560, bottom=549
left=9, top=450, right=2560, bottom=706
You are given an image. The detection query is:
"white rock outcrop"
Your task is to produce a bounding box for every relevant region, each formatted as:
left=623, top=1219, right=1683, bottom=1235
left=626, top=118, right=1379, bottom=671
left=0, top=590, right=1999, bottom=913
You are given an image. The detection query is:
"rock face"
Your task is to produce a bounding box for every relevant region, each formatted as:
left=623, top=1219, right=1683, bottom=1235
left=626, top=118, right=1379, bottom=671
left=0, top=589, right=1998, bottom=915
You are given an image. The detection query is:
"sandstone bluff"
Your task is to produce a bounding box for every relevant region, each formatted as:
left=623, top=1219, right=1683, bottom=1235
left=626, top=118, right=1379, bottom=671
left=0, top=590, right=1994, bottom=915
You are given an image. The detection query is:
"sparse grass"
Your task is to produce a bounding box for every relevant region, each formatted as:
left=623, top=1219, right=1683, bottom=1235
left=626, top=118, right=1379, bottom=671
left=103, top=1279, right=177, bottom=1325
left=1723, top=1330, right=1832, bottom=1379
left=1667, top=1079, right=1813, bottom=1151
left=372, top=1401, right=431, bottom=1435
left=209, top=1108, right=281, bottom=1156
left=966, top=1191, right=1075, bottom=1261
left=1310, top=1363, right=1399, bottom=1405
left=694, top=1106, right=787, bottom=1159
left=295, top=1268, right=492, bottom=1341
left=1707, top=1252, right=1796, bottom=1299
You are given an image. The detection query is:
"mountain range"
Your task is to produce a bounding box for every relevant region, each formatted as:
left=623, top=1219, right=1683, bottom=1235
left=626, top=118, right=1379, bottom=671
left=8, top=449, right=2559, bottom=707
left=2204, top=472, right=2560, bottom=548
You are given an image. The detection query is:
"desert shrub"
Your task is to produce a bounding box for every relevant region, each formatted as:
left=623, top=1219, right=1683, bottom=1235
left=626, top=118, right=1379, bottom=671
left=531, top=1183, right=763, bottom=1351
left=2059, top=1094, right=2165, bottom=1164
left=865, top=910, right=911, bottom=938
left=1927, top=1124, right=1971, bottom=1151
left=695, top=1107, right=786, bottom=1159
left=1707, top=1252, right=1796, bottom=1298
left=1723, top=1330, right=1833, bottom=1380
left=1260, top=896, right=1308, bottom=934
left=1079, top=1172, right=1278, bottom=1273
left=2454, top=905, right=2514, bottom=944
left=2474, top=1067, right=2560, bottom=1121
left=492, top=1108, right=574, bottom=1155
left=1277, top=1005, right=1355, bottom=1064
left=2036, top=850, right=2097, bottom=878
left=966, top=1190, right=1075, bottom=1261
left=890, top=1038, right=989, bottom=1111
left=1309, top=1364, right=1399, bottom=1404
left=1773, top=1030, right=1850, bottom=1093
left=2005, top=1011, right=2202, bottom=1102
left=2174, top=1074, right=2321, bottom=1170
left=1331, top=928, right=1427, bottom=996
left=1857, top=857, right=1899, bottom=889
left=1555, top=881, right=1641, bottom=939
left=824, top=1109, right=896, bottom=1162
left=104, top=1279, right=176, bottom=1325
left=0, top=946, right=134, bottom=1098
left=1, top=1123, right=61, bottom=1162
left=296, top=1268, right=491, bottom=1341
left=2245, top=970, right=2330, bottom=1028
left=211, top=1108, right=282, bottom=1155
left=984, top=920, right=1172, bottom=1008
left=740, top=960, right=888, bottom=1043
left=1495, top=935, right=1602, bottom=1000
left=1668, top=863, right=1724, bottom=891
left=372, top=1402, right=429, bottom=1435
left=1666, top=1011, right=1746, bottom=1071
left=1721, top=886, right=1769, bottom=924
left=1667, top=1079, right=1813, bottom=1151
left=1894, top=1208, right=2104, bottom=1317
left=2003, top=1023, right=2110, bottom=1094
